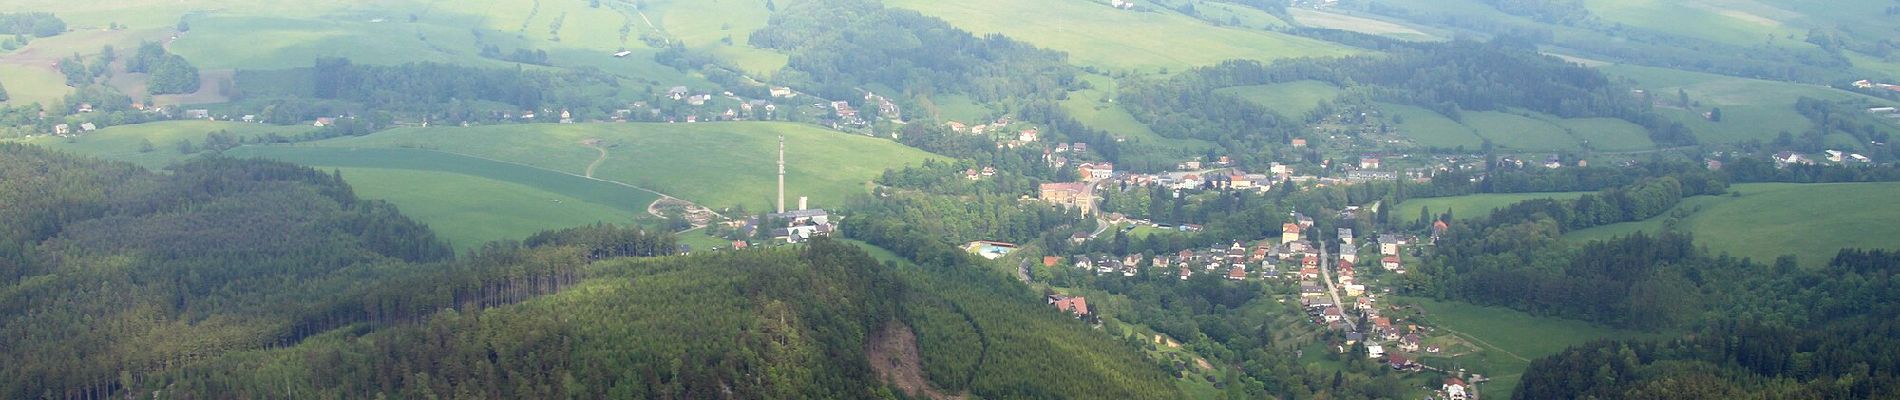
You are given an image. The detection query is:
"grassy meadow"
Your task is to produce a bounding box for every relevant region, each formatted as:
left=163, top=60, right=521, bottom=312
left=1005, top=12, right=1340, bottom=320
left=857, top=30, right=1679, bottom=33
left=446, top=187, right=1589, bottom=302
left=1396, top=296, right=1663, bottom=400
left=1215, top=80, right=1343, bottom=118
left=1288, top=8, right=1438, bottom=41
left=1601, top=64, right=1898, bottom=145
left=1395, top=192, right=1591, bottom=221
left=884, top=0, right=1356, bottom=72
left=327, top=167, right=639, bottom=251
left=646, top=0, right=788, bottom=77
left=1464, top=111, right=1581, bottom=151
left=1379, top=102, right=1484, bottom=149
left=1565, top=182, right=1900, bottom=268
left=22, top=120, right=312, bottom=169
left=279, top=122, right=944, bottom=212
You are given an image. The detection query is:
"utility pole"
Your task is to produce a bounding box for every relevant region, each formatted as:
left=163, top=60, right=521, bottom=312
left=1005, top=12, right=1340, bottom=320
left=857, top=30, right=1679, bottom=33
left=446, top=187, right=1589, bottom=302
left=777, top=134, right=786, bottom=214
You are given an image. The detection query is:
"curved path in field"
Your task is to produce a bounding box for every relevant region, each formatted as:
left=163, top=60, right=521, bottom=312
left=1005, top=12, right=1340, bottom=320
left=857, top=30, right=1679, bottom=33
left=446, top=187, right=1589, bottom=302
left=583, top=141, right=609, bottom=178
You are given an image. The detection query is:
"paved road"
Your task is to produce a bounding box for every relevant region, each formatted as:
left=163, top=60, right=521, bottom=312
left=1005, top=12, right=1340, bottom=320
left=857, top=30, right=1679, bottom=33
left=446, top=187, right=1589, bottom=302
left=1016, top=258, right=1033, bottom=283
left=1318, top=242, right=1356, bottom=331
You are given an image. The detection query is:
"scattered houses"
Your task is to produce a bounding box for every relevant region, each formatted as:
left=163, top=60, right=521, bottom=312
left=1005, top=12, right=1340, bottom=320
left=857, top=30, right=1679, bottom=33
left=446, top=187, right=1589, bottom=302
left=1039, top=182, right=1095, bottom=215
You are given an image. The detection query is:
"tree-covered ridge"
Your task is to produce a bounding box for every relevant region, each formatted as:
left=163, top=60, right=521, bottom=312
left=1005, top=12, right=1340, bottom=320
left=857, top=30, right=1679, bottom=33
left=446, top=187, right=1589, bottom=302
left=231, top=57, right=631, bottom=125
left=750, top=0, right=1077, bottom=102
left=1515, top=250, right=1900, bottom=399
left=1122, top=39, right=1697, bottom=149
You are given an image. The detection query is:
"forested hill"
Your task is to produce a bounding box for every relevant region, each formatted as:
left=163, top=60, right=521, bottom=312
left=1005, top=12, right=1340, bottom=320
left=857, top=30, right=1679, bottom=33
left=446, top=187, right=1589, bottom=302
left=0, top=143, right=1177, bottom=398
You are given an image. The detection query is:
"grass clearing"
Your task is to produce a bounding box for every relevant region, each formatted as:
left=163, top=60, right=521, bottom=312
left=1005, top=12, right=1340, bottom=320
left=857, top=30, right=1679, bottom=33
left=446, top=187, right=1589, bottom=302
left=1395, top=192, right=1591, bottom=221
left=1396, top=296, right=1662, bottom=400
left=885, top=0, right=1356, bottom=72
left=22, top=120, right=311, bottom=169
left=1289, top=8, right=1438, bottom=40
left=326, top=167, right=638, bottom=251
left=283, top=122, right=943, bottom=212
left=1580, top=0, right=1806, bottom=48
left=1602, top=64, right=1897, bottom=144
left=1565, top=182, right=1900, bottom=268
left=649, top=0, right=787, bottom=76
left=1380, top=102, right=1483, bottom=149
left=1549, top=117, right=1655, bottom=152
left=1063, top=74, right=1212, bottom=151
left=1465, top=111, right=1580, bottom=151
left=0, top=64, right=73, bottom=106
left=1216, top=80, right=1342, bottom=118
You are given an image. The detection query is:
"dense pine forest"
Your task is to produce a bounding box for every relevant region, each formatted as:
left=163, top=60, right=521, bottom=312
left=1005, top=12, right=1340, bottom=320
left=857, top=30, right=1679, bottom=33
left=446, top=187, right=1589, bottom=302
left=0, top=143, right=1179, bottom=399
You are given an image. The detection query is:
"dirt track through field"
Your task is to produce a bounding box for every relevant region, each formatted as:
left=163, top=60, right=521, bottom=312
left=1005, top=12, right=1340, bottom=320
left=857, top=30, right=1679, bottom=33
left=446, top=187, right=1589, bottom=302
left=581, top=139, right=608, bottom=178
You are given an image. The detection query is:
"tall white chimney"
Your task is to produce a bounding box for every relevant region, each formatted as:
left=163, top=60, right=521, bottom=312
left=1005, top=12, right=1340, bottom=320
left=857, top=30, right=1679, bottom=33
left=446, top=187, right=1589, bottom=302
left=799, top=196, right=808, bottom=211
left=776, top=134, right=786, bottom=214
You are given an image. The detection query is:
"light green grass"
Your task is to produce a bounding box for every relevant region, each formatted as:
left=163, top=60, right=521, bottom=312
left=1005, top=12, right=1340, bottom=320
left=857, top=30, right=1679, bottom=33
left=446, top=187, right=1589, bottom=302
left=1602, top=64, right=1897, bottom=144
left=1398, top=296, right=1662, bottom=400
left=649, top=0, right=788, bottom=76
left=0, top=64, right=72, bottom=106
left=224, top=146, right=665, bottom=249
left=885, top=0, right=1357, bottom=72
left=1288, top=8, right=1438, bottom=41
left=1215, top=80, right=1343, bottom=118
left=1062, top=74, right=1211, bottom=150
left=170, top=14, right=516, bottom=70
left=1465, top=111, right=1580, bottom=151
left=1380, top=102, right=1484, bottom=149
left=22, top=120, right=311, bottom=169
left=926, top=93, right=993, bottom=124
left=1565, top=182, right=1900, bottom=268
left=1550, top=117, right=1655, bottom=152
left=1395, top=192, right=1591, bottom=221
left=328, top=167, right=637, bottom=251
left=1581, top=0, right=1807, bottom=48
left=284, top=122, right=944, bottom=212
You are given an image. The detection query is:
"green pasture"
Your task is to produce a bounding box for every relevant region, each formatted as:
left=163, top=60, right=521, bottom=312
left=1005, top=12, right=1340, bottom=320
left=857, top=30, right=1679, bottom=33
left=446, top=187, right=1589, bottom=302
left=23, top=120, right=311, bottom=169
left=327, top=167, right=639, bottom=251
left=1465, top=111, right=1580, bottom=151
left=1395, top=192, right=1591, bottom=221
left=885, top=0, right=1356, bottom=72
left=1397, top=296, right=1662, bottom=400
left=1288, top=8, right=1438, bottom=41
left=1565, top=182, right=1900, bottom=268
left=1379, top=102, right=1483, bottom=149
left=282, top=122, right=943, bottom=213
left=1602, top=64, right=1897, bottom=144
left=1215, top=80, right=1343, bottom=118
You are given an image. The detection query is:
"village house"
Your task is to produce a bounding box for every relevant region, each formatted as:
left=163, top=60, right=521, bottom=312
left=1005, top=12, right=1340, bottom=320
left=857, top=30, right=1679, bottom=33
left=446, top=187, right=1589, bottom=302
left=1017, top=128, right=1039, bottom=142
left=1227, top=266, right=1247, bottom=281
left=1281, top=223, right=1302, bottom=244
left=1047, top=295, right=1090, bottom=317
left=1444, top=378, right=1469, bottom=400
left=945, top=121, right=967, bottom=133
left=1399, top=333, right=1421, bottom=352
left=1076, top=162, right=1115, bottom=180
left=1339, top=228, right=1355, bottom=246
left=667, top=86, right=690, bottom=100
left=53, top=124, right=70, bottom=135
left=1382, top=256, right=1401, bottom=271
left=1388, top=353, right=1414, bottom=369
left=1322, top=307, right=1343, bottom=322
left=184, top=109, right=210, bottom=119
left=769, top=86, right=794, bottom=98
left=1359, top=157, right=1381, bottom=169
left=1379, top=234, right=1402, bottom=256
left=1291, top=138, right=1308, bottom=148
left=1366, top=343, right=1385, bottom=358
left=78, top=123, right=96, bottom=132
left=1043, top=256, right=1062, bottom=267
left=1039, top=182, right=1095, bottom=215
left=314, top=117, right=336, bottom=127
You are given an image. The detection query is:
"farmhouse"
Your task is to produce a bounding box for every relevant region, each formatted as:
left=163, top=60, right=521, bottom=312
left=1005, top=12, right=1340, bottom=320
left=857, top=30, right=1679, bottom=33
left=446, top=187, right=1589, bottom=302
left=1076, top=162, right=1114, bottom=180
left=1048, top=295, right=1090, bottom=317
left=750, top=209, right=838, bottom=243
left=314, top=117, right=335, bottom=127
left=1039, top=182, right=1095, bottom=215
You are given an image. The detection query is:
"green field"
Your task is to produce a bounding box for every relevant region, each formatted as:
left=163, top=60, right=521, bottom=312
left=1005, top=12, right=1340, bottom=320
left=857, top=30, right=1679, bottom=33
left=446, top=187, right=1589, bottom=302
left=1549, top=117, right=1655, bottom=152
left=1566, top=182, right=1900, bottom=268
left=1398, top=296, right=1662, bottom=400
left=1465, top=111, right=1581, bottom=151
left=1380, top=102, right=1484, bottom=149
left=885, top=0, right=1356, bottom=72
left=327, top=167, right=638, bottom=251
left=647, top=0, right=789, bottom=77
left=1581, top=0, right=1809, bottom=48
left=1602, top=64, right=1898, bottom=144
left=22, top=120, right=312, bottom=169
left=224, top=146, right=665, bottom=250
left=1395, top=192, right=1591, bottom=221
left=1215, top=80, right=1343, bottom=118
left=1060, top=74, right=1209, bottom=149
left=1288, top=8, right=1438, bottom=41
left=280, top=122, right=943, bottom=212
left=0, top=64, right=74, bottom=106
